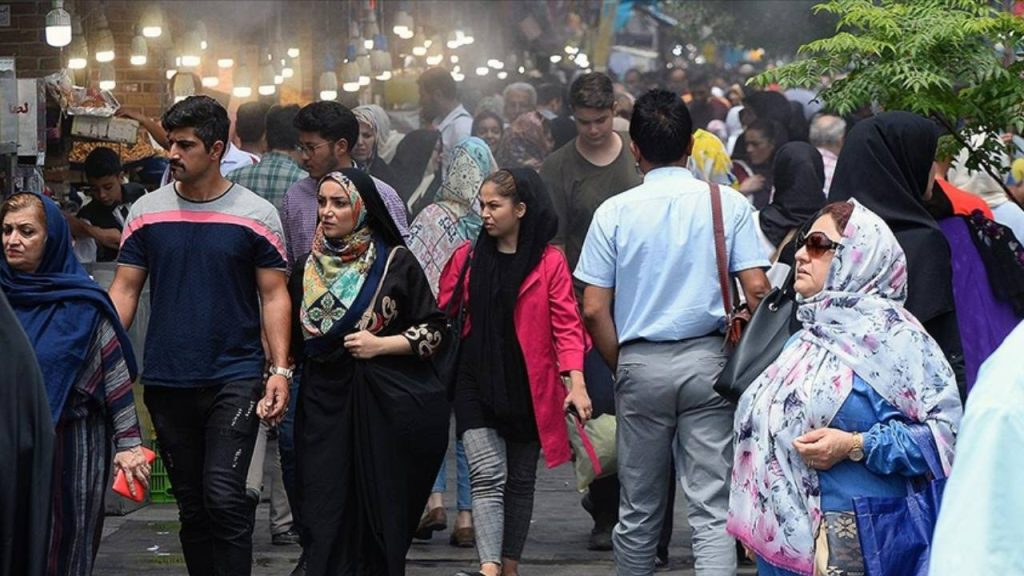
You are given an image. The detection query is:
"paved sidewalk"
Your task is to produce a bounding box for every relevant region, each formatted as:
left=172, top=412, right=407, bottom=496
left=95, top=453, right=757, bottom=575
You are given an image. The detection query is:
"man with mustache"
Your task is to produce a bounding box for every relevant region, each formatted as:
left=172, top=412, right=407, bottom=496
left=109, top=95, right=291, bottom=576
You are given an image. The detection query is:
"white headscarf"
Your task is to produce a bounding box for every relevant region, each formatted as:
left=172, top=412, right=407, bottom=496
left=353, top=104, right=404, bottom=164
left=727, top=200, right=962, bottom=575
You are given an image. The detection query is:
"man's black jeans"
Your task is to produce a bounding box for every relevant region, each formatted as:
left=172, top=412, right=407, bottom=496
left=145, top=379, right=263, bottom=576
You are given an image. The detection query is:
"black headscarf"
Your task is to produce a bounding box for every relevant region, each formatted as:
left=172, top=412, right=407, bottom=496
left=389, top=129, right=440, bottom=203
left=828, top=111, right=954, bottom=323
left=760, top=142, right=826, bottom=247
left=338, top=167, right=406, bottom=248
left=468, top=168, right=558, bottom=419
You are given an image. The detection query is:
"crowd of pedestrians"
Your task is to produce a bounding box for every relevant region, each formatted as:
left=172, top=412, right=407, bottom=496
left=3, top=60, right=1024, bottom=576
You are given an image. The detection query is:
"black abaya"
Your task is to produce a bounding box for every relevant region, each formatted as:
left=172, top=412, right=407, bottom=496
left=0, top=291, right=53, bottom=576
left=290, top=248, right=448, bottom=576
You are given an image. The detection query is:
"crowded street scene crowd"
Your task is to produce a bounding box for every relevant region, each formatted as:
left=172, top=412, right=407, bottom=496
left=4, top=6, right=1024, bottom=576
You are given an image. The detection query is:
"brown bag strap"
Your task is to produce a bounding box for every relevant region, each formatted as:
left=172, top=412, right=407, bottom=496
left=770, top=227, right=800, bottom=263
left=709, top=183, right=733, bottom=310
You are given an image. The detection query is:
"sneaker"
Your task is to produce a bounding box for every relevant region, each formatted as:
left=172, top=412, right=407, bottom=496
left=272, top=528, right=301, bottom=546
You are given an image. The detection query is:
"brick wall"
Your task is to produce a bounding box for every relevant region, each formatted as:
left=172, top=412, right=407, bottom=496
left=1, top=0, right=320, bottom=119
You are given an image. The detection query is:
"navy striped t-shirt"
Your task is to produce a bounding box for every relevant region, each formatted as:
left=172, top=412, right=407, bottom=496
left=118, top=182, right=287, bottom=387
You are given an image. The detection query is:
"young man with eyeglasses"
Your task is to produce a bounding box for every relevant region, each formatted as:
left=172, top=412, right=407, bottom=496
left=280, top=101, right=408, bottom=270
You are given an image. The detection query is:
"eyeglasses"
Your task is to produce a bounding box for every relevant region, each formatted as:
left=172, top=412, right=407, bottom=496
left=294, top=141, right=333, bottom=156
left=797, top=231, right=840, bottom=258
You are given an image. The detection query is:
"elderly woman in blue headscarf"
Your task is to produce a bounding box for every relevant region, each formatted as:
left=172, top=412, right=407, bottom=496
left=728, top=200, right=962, bottom=576
left=1, top=192, right=149, bottom=576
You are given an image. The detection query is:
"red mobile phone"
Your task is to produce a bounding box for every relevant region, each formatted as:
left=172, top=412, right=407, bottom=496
left=112, top=446, right=157, bottom=502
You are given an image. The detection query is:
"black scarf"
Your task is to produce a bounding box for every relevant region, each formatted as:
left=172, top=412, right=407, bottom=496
left=468, top=168, right=558, bottom=419
left=760, top=142, right=826, bottom=246
left=828, top=111, right=955, bottom=323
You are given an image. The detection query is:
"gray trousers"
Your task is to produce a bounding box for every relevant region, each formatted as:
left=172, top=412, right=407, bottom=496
left=463, top=428, right=540, bottom=565
left=612, top=337, right=737, bottom=576
left=245, top=421, right=295, bottom=535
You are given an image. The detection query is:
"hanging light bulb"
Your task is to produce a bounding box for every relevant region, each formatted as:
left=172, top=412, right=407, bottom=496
left=45, top=0, right=72, bottom=47
left=446, top=31, right=461, bottom=50
left=67, top=23, right=88, bottom=70
left=258, top=63, right=276, bottom=95
left=172, top=72, right=197, bottom=102
left=319, top=71, right=338, bottom=101
left=488, top=59, right=504, bottom=70
left=462, top=31, right=475, bottom=45
left=201, top=63, right=219, bottom=87
left=452, top=71, right=465, bottom=82
left=217, top=55, right=235, bottom=69
left=497, top=71, right=508, bottom=80
left=233, top=64, right=253, bottom=98
left=94, top=12, right=115, bottom=63
left=341, top=61, right=361, bottom=92
left=475, top=65, right=489, bottom=76
left=450, top=55, right=459, bottom=64
left=392, top=11, right=412, bottom=37
left=363, top=25, right=377, bottom=50
left=356, top=52, right=371, bottom=86
left=142, top=6, right=164, bottom=38
left=98, top=63, right=116, bottom=90
left=287, top=47, right=300, bottom=58
left=425, top=43, right=444, bottom=67
left=195, top=21, right=208, bottom=51
left=180, top=31, right=202, bottom=67
left=130, top=35, right=148, bottom=66
left=282, top=59, right=295, bottom=79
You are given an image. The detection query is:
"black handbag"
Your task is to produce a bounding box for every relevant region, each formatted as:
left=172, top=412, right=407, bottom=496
left=434, top=253, right=472, bottom=399
left=714, top=273, right=800, bottom=404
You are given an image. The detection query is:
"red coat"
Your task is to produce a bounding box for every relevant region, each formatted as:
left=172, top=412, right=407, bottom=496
left=438, top=242, right=588, bottom=469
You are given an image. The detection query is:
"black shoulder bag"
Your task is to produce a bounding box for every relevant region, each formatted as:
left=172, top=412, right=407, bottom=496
left=434, top=252, right=472, bottom=399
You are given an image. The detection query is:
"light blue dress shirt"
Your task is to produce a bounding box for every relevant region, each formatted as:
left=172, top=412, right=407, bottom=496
left=574, top=166, right=769, bottom=343
left=929, top=321, right=1024, bottom=575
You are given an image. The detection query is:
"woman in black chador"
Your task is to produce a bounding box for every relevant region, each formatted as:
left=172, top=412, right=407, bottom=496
left=289, top=168, right=449, bottom=575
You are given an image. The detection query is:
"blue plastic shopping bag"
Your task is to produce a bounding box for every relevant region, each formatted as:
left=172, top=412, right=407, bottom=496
left=853, top=425, right=946, bottom=576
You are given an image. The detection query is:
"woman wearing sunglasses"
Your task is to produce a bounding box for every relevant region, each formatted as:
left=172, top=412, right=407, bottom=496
left=728, top=200, right=962, bottom=576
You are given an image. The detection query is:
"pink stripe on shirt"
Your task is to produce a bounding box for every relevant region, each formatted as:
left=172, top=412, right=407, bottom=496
left=121, top=209, right=287, bottom=263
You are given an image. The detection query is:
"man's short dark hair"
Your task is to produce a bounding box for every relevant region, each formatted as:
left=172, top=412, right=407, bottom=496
left=235, top=101, right=271, bottom=144
left=418, top=67, right=457, bottom=100
left=629, top=89, right=693, bottom=165
left=84, top=146, right=122, bottom=180
left=265, top=104, right=301, bottom=151
left=293, top=101, right=360, bottom=152
left=161, top=95, right=230, bottom=153
left=570, top=72, right=615, bottom=111
left=537, top=83, right=564, bottom=107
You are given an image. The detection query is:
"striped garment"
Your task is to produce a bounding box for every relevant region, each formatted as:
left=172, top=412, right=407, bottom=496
left=47, top=318, right=141, bottom=576
left=118, top=181, right=287, bottom=386
left=227, top=150, right=308, bottom=212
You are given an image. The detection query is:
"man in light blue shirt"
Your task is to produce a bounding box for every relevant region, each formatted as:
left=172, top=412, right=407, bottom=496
left=576, top=89, right=770, bottom=576
left=929, top=320, right=1024, bottom=575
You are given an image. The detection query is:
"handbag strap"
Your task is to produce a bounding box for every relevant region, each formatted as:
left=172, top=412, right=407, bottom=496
left=572, top=413, right=603, bottom=477
left=709, top=183, right=733, bottom=310
left=908, top=423, right=946, bottom=480
left=770, top=227, right=800, bottom=263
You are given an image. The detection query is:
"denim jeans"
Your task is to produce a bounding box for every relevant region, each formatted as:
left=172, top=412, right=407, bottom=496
left=431, top=435, right=472, bottom=511
left=145, top=379, right=263, bottom=576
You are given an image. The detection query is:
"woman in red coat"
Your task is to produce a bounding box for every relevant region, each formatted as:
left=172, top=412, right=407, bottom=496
left=439, top=168, right=591, bottom=576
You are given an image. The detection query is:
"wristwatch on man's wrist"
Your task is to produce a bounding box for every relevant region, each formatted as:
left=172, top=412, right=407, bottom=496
left=848, top=432, right=865, bottom=462
left=269, top=365, right=293, bottom=380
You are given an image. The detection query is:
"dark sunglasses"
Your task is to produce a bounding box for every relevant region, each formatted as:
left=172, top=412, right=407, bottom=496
left=797, top=231, right=840, bottom=258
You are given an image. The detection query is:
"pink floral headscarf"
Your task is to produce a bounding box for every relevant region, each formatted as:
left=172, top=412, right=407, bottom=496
left=727, top=199, right=962, bottom=575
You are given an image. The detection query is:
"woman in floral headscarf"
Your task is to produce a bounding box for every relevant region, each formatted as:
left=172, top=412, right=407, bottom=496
left=289, top=168, right=448, bottom=576
left=728, top=200, right=962, bottom=576
left=407, top=137, right=498, bottom=294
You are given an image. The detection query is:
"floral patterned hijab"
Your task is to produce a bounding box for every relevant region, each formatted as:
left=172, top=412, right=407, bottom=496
left=408, top=137, right=497, bottom=294
left=727, top=200, right=962, bottom=575
left=688, top=128, right=737, bottom=186
left=300, top=172, right=376, bottom=340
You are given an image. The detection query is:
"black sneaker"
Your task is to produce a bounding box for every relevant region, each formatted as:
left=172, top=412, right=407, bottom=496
left=288, top=551, right=306, bottom=576
left=587, top=523, right=613, bottom=551
left=272, top=528, right=301, bottom=546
